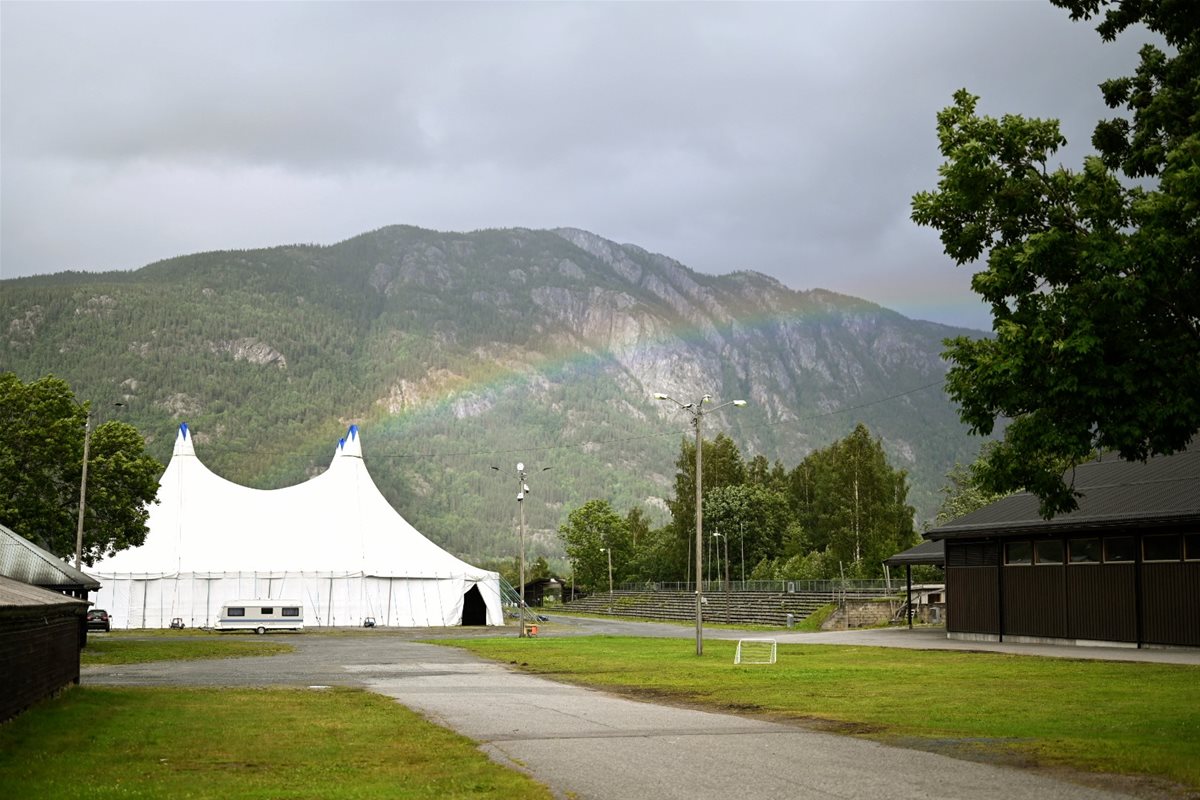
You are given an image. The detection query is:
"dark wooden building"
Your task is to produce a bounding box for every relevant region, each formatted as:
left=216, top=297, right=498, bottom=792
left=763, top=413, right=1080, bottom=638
left=0, top=576, right=89, bottom=720
left=928, top=450, right=1199, bottom=648
left=0, top=523, right=99, bottom=720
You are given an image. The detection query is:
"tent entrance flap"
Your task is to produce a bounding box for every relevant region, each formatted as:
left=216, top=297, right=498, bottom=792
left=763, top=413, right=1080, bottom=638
left=462, top=584, right=487, bottom=626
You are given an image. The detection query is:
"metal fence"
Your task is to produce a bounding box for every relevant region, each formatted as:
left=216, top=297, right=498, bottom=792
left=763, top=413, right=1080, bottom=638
left=612, top=579, right=897, bottom=595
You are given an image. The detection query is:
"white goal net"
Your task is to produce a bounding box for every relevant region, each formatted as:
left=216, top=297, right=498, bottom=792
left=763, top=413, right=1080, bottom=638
left=734, top=638, right=777, bottom=665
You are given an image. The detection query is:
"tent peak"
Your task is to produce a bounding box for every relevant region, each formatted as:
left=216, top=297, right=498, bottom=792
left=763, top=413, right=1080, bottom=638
left=337, top=425, right=363, bottom=458
left=174, top=422, right=195, bottom=457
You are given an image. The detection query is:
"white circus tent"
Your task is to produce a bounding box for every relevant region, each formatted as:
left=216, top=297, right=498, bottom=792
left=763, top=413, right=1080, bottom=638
left=89, top=423, right=503, bottom=629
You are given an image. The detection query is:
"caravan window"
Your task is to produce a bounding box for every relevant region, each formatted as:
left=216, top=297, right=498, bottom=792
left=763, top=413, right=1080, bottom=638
left=282, top=607, right=300, bottom=617
left=260, top=607, right=274, bottom=615
left=228, top=607, right=245, bottom=617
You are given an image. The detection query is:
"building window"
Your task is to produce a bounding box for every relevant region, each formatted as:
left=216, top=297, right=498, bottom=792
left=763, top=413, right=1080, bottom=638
left=282, top=607, right=300, bottom=617
left=1035, top=540, right=1064, bottom=565
left=947, top=541, right=999, bottom=567
left=1143, top=534, right=1182, bottom=562
left=228, top=607, right=245, bottom=617
left=1104, top=537, right=1136, bottom=563
left=1069, top=538, right=1101, bottom=564
left=260, top=607, right=274, bottom=615
left=1186, top=533, right=1200, bottom=561
left=1005, top=541, right=1032, bottom=565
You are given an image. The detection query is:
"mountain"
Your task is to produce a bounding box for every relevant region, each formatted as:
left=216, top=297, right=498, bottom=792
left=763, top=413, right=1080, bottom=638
left=1, top=225, right=985, bottom=564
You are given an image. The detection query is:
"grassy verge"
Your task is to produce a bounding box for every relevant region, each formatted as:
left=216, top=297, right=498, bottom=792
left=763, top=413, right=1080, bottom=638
left=442, top=635, right=1200, bottom=791
left=0, top=687, right=552, bottom=800
left=793, top=602, right=835, bottom=631
left=82, top=636, right=294, bottom=665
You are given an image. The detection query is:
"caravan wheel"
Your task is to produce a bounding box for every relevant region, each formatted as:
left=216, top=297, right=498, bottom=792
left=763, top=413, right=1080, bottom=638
left=256, top=626, right=266, bottom=635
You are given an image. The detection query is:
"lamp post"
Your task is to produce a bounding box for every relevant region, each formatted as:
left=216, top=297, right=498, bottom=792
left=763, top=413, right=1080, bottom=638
left=600, top=545, right=614, bottom=613
left=492, top=462, right=549, bottom=638
left=653, top=392, right=746, bottom=655
left=600, top=547, right=613, bottom=595
left=710, top=531, right=717, bottom=588
left=715, top=529, right=731, bottom=622
left=75, top=401, right=124, bottom=570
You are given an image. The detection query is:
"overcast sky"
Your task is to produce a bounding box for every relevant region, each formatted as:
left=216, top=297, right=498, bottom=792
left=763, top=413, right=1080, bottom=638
left=1, top=1, right=1150, bottom=330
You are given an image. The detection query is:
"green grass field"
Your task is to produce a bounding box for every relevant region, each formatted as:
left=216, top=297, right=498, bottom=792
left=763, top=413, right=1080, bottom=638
left=0, top=687, right=552, bottom=800
left=11, top=632, right=1198, bottom=797
left=444, top=635, right=1200, bottom=791
left=82, top=636, right=293, bottom=664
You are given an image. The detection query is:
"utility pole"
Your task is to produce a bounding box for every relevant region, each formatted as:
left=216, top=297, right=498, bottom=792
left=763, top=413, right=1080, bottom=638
left=75, top=401, right=124, bottom=570
left=654, top=392, right=746, bottom=656
left=74, top=410, right=92, bottom=571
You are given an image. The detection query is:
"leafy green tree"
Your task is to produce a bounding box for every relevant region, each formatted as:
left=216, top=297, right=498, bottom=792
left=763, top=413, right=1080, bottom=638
left=625, top=506, right=651, bottom=547
left=624, top=523, right=678, bottom=584
left=787, top=424, right=917, bottom=577
left=665, top=433, right=747, bottom=578
left=746, top=454, right=787, bottom=492
left=911, top=0, right=1199, bottom=516
left=0, top=373, right=162, bottom=563
left=557, top=499, right=630, bottom=592
left=755, top=548, right=837, bottom=582
left=703, top=484, right=791, bottom=581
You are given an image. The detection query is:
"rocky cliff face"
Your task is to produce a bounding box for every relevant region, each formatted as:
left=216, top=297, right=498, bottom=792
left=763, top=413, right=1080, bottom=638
left=1, top=224, right=984, bottom=553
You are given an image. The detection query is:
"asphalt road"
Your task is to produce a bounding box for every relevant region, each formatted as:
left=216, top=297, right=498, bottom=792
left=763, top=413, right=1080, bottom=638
left=82, top=618, right=1179, bottom=800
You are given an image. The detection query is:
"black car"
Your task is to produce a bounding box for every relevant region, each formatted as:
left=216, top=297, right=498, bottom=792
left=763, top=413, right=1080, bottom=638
left=86, top=609, right=111, bottom=632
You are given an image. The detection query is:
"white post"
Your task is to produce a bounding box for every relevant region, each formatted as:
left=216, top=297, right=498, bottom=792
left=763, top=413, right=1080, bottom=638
left=693, top=410, right=703, bottom=655
left=518, top=474, right=527, bottom=638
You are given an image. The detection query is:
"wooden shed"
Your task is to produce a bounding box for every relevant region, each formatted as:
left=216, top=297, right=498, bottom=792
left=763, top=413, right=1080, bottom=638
left=0, top=575, right=89, bottom=721
left=928, top=450, right=1199, bottom=648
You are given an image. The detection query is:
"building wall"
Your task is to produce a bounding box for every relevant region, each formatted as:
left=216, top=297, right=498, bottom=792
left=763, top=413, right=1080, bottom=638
left=1143, top=562, right=1200, bottom=647
left=945, top=532, right=1200, bottom=647
left=946, top=540, right=1000, bottom=635
left=0, top=609, right=83, bottom=721
left=1004, top=565, right=1067, bottom=639
left=1065, top=565, right=1137, bottom=642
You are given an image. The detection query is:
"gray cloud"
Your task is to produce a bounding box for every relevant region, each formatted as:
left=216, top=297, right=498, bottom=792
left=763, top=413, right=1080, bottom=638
left=1, top=1, right=1152, bottom=330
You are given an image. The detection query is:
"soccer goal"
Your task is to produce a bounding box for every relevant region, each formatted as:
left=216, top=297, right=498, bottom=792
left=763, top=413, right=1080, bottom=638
left=734, top=638, right=777, bottom=665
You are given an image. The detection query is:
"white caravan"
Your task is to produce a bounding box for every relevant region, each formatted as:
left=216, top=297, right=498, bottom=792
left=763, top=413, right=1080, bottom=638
left=216, top=600, right=304, bottom=634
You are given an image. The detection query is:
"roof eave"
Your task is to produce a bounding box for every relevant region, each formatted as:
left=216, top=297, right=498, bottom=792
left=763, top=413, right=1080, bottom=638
left=929, top=512, right=1200, bottom=540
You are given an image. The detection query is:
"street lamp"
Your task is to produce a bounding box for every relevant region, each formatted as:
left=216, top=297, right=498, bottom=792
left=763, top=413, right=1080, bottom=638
left=75, top=401, right=124, bottom=570
left=714, top=529, right=731, bottom=622
left=491, top=462, right=550, bottom=638
left=654, top=392, right=746, bottom=655
left=600, top=547, right=613, bottom=595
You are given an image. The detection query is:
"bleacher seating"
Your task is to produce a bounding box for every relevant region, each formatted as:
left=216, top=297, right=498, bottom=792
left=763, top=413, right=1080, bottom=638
left=557, top=589, right=873, bottom=626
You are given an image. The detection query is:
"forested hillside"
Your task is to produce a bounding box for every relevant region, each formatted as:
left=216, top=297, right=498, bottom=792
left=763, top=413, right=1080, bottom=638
left=1, top=225, right=985, bottom=566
